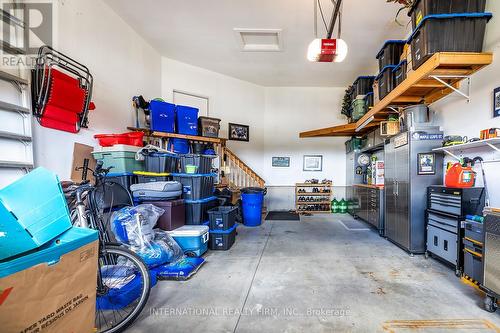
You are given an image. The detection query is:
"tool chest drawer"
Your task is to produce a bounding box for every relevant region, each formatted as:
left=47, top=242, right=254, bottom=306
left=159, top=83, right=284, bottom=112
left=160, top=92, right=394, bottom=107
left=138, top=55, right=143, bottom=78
left=428, top=186, right=485, bottom=217
left=427, top=210, right=459, bottom=234
left=429, top=192, right=462, bottom=216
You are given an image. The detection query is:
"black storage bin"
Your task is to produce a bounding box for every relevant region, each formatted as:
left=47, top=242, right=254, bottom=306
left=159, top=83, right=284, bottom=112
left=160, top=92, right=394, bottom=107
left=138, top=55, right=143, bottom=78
left=364, top=92, right=374, bottom=109
left=209, top=225, right=237, bottom=250
left=179, top=154, right=215, bottom=174
left=393, top=60, right=407, bottom=87
left=106, top=173, right=137, bottom=191
left=408, top=0, right=487, bottom=30
left=133, top=171, right=171, bottom=183
left=375, top=65, right=396, bottom=100
left=376, top=40, right=406, bottom=71
left=207, top=206, right=237, bottom=231
left=409, top=13, right=492, bottom=70
left=185, top=197, right=218, bottom=225
left=145, top=152, right=179, bottom=173
left=352, top=76, right=375, bottom=97
left=173, top=173, right=215, bottom=200
left=198, top=116, right=221, bottom=138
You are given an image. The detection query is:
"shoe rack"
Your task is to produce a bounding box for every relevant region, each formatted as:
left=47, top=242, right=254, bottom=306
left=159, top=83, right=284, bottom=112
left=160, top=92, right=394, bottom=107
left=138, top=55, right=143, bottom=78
left=295, top=182, right=333, bottom=214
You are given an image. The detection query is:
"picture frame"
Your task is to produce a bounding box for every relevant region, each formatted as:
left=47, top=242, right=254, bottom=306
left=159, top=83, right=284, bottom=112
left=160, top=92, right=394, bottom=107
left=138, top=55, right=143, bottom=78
left=303, top=155, right=323, bottom=172
left=228, top=123, right=249, bottom=142
left=494, top=87, right=500, bottom=118
left=272, top=157, right=290, bottom=167
left=417, top=153, right=436, bottom=175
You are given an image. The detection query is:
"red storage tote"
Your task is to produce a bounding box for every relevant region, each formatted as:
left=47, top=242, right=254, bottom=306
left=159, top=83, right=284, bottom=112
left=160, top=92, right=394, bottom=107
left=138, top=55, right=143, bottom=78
left=94, top=132, right=144, bottom=147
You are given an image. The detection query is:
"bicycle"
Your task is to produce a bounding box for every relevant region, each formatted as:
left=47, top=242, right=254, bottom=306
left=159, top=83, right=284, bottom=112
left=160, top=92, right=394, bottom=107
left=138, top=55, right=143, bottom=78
left=64, top=162, right=151, bottom=333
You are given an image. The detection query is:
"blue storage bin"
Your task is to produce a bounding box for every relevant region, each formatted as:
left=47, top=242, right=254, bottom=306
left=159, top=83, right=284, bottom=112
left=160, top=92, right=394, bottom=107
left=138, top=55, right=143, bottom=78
left=0, top=167, right=72, bottom=261
left=149, top=100, right=175, bottom=133
left=0, top=227, right=98, bottom=278
left=167, top=225, right=209, bottom=257
left=176, top=105, right=199, bottom=135
left=97, top=266, right=158, bottom=310
left=168, top=138, right=190, bottom=154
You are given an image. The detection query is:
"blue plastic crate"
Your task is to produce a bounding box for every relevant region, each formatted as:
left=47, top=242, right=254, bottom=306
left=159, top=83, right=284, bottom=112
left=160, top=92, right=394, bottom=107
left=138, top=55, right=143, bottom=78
left=149, top=100, right=176, bottom=133
left=176, top=105, right=199, bottom=135
left=0, top=227, right=98, bottom=278
left=0, top=168, right=73, bottom=261
left=168, top=138, right=190, bottom=154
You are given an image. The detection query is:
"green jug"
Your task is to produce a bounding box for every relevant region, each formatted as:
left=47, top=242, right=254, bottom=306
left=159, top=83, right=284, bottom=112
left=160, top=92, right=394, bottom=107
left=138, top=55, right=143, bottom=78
left=331, top=199, right=339, bottom=213
left=339, top=199, right=347, bottom=214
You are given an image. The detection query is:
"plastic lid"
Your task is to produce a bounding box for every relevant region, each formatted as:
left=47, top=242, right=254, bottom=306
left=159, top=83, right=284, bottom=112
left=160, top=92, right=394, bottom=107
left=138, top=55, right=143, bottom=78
left=392, top=59, right=408, bottom=73
left=107, top=172, right=134, bottom=177
left=408, top=13, right=494, bottom=43
left=133, top=171, right=170, bottom=176
left=375, top=65, right=397, bottom=80
left=180, top=154, right=217, bottom=158
left=168, top=225, right=209, bottom=237
left=353, top=76, right=375, bottom=84
left=149, top=152, right=178, bottom=157
left=172, top=173, right=217, bottom=177
left=209, top=224, right=238, bottom=234
left=376, top=40, right=407, bottom=59
left=94, top=145, right=141, bottom=153
left=184, top=196, right=218, bottom=204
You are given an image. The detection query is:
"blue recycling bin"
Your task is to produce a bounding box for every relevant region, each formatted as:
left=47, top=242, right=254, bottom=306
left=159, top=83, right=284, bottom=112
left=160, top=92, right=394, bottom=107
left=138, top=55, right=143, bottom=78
left=241, top=187, right=266, bottom=227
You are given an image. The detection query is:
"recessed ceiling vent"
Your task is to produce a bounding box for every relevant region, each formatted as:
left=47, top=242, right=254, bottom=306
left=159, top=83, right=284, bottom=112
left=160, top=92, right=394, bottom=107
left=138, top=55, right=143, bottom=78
left=233, top=28, right=283, bottom=52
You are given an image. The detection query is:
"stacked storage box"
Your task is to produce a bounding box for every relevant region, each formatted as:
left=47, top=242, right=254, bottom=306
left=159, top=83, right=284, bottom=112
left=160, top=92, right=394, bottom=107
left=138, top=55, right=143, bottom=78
left=207, top=206, right=238, bottom=251
left=92, top=144, right=144, bottom=174
left=173, top=154, right=217, bottom=225
left=350, top=76, right=375, bottom=121
left=375, top=40, right=406, bottom=100
left=406, top=0, right=490, bottom=70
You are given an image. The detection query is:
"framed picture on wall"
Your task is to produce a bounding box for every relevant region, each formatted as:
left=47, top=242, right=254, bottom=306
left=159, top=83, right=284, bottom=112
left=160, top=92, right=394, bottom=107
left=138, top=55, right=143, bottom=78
left=228, top=123, right=249, bottom=142
left=417, top=153, right=436, bottom=175
left=494, top=87, right=500, bottom=118
left=303, top=155, right=322, bottom=172
left=272, top=157, right=290, bottom=167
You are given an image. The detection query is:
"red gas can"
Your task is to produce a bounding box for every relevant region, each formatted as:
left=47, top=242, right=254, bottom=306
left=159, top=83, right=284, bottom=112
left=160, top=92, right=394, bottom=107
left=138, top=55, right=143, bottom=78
left=445, top=163, right=476, bottom=188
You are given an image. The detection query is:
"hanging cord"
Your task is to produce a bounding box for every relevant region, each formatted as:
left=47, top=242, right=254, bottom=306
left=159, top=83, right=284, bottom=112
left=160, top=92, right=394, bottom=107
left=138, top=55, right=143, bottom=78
left=317, top=0, right=329, bottom=34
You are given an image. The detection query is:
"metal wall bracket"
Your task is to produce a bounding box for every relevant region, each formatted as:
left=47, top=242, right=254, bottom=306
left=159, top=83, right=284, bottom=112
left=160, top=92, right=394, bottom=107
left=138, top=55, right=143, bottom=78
left=429, top=75, right=471, bottom=103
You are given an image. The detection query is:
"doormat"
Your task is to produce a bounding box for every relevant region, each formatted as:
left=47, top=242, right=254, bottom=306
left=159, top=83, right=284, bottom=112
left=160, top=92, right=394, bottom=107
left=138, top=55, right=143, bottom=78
left=265, top=211, right=300, bottom=221
left=382, top=319, right=499, bottom=333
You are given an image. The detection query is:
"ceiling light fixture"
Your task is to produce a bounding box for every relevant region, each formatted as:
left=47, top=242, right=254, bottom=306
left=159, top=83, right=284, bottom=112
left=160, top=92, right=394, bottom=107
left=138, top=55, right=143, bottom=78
left=308, top=0, right=347, bottom=63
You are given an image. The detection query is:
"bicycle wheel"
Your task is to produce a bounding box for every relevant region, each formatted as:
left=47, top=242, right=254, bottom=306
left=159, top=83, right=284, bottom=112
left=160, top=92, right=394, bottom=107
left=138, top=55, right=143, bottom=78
left=95, top=245, right=151, bottom=333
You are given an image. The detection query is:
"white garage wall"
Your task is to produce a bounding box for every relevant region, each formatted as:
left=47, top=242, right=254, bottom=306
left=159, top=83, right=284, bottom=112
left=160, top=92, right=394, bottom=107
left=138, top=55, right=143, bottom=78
left=161, top=57, right=266, bottom=177
left=32, top=0, right=162, bottom=179
left=264, top=87, right=347, bottom=210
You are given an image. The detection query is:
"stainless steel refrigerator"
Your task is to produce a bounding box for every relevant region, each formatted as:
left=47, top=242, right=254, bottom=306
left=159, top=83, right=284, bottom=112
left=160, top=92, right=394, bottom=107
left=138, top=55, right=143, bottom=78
left=384, top=129, right=444, bottom=254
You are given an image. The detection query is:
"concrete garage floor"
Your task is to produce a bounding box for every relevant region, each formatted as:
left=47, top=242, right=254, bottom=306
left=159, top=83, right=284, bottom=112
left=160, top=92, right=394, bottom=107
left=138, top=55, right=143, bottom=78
left=127, top=214, right=500, bottom=333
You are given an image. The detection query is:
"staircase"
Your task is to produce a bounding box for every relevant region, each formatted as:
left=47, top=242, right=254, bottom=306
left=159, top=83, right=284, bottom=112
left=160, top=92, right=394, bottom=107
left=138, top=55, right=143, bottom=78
left=222, top=147, right=265, bottom=189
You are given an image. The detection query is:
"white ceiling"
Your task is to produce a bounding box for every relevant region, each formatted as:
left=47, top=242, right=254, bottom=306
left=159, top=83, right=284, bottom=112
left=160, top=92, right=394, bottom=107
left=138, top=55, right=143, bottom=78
left=105, top=0, right=409, bottom=87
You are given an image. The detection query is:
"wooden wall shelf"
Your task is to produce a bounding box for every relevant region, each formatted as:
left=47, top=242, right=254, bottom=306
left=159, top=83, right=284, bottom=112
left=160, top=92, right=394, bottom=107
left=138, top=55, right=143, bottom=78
left=128, top=127, right=227, bottom=145
left=355, top=52, right=492, bottom=131
left=299, top=52, right=492, bottom=138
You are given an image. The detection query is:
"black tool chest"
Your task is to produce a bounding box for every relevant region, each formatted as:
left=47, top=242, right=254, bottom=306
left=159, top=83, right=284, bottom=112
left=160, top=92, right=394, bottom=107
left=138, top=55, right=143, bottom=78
left=426, top=186, right=485, bottom=275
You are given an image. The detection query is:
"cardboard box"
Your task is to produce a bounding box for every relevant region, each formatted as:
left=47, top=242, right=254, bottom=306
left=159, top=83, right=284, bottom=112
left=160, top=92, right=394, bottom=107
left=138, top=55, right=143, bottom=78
left=71, top=143, right=97, bottom=183
left=0, top=238, right=98, bottom=333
